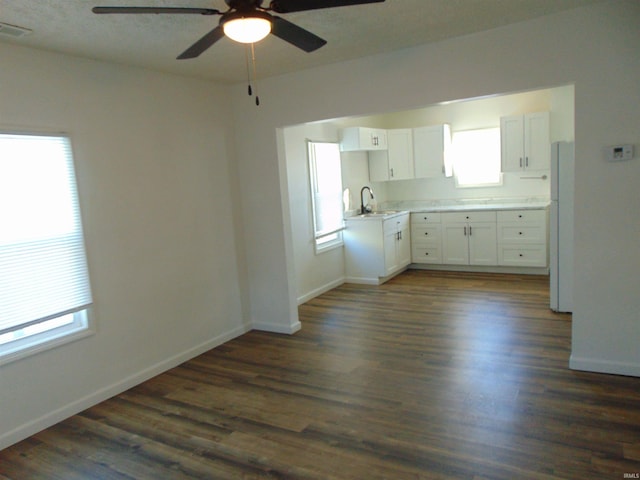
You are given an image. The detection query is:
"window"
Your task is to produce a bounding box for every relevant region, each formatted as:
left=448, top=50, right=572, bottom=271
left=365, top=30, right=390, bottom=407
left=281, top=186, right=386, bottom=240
left=307, top=141, right=344, bottom=253
left=450, top=127, right=502, bottom=187
left=0, top=133, right=93, bottom=364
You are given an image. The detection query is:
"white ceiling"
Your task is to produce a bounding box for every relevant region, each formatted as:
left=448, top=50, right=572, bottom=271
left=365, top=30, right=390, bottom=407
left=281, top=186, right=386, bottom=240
left=0, top=0, right=599, bottom=84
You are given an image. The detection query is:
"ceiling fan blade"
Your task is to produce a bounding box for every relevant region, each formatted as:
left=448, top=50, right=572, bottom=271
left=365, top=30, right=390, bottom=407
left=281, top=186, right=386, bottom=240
left=271, top=16, right=327, bottom=52
left=270, top=0, right=384, bottom=14
left=177, top=25, right=225, bottom=59
left=92, top=7, right=220, bottom=15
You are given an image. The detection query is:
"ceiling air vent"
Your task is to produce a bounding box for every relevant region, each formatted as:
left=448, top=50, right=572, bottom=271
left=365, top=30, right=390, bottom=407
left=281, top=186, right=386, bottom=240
left=0, top=22, right=32, bottom=38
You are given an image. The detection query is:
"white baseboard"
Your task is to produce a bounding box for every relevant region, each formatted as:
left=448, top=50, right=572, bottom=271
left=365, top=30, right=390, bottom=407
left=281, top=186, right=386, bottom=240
left=0, top=323, right=251, bottom=451
left=569, top=355, right=640, bottom=378
left=410, top=264, right=549, bottom=275
left=345, top=266, right=408, bottom=285
left=253, top=320, right=301, bottom=335
left=297, top=277, right=345, bottom=305
left=344, top=276, right=381, bottom=285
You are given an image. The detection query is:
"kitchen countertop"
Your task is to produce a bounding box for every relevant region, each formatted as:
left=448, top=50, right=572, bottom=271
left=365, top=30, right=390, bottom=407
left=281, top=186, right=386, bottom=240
left=344, top=198, right=550, bottom=220
left=345, top=210, right=409, bottom=221
left=411, top=201, right=550, bottom=212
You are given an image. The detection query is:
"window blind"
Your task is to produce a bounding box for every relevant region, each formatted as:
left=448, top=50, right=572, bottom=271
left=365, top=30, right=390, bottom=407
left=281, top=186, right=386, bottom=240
left=0, top=134, right=93, bottom=335
left=308, top=141, right=344, bottom=239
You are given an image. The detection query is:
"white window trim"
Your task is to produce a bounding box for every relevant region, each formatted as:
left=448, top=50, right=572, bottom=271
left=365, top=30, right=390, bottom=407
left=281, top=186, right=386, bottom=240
left=314, top=231, right=343, bottom=254
left=0, top=130, right=94, bottom=364
left=307, top=140, right=345, bottom=255
left=0, top=310, right=94, bottom=366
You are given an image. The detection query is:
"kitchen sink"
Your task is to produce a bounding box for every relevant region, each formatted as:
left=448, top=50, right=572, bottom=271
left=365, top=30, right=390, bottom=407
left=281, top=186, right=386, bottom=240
left=357, top=210, right=400, bottom=217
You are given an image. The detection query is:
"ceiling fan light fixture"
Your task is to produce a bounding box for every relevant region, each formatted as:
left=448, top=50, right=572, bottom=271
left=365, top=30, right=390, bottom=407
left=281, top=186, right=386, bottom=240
left=222, top=12, right=272, bottom=44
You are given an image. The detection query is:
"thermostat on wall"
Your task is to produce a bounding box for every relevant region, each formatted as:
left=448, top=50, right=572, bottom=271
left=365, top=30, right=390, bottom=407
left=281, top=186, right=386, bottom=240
left=605, top=144, right=634, bottom=162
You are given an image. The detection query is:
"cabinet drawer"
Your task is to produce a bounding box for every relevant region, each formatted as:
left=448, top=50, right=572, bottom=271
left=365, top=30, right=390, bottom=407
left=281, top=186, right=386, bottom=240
left=442, top=211, right=496, bottom=223
left=411, top=212, right=441, bottom=224
left=498, top=225, right=545, bottom=244
left=412, top=247, right=442, bottom=264
left=411, top=225, right=441, bottom=245
left=383, top=214, right=409, bottom=234
left=497, top=209, right=546, bottom=223
left=498, top=245, right=547, bottom=267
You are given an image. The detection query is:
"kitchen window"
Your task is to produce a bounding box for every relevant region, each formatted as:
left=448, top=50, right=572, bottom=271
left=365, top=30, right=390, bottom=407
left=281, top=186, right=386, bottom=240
left=307, top=141, right=344, bottom=253
left=450, top=127, right=502, bottom=187
left=0, top=133, right=93, bottom=364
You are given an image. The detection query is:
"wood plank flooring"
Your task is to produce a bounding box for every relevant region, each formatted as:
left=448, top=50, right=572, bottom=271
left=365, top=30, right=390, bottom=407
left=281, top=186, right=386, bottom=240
left=2, top=271, right=639, bottom=479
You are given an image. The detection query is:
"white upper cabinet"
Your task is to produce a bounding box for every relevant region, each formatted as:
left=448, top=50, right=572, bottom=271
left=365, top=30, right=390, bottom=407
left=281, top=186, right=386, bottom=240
left=369, top=129, right=414, bottom=181
left=339, top=127, right=387, bottom=152
left=501, top=112, right=550, bottom=172
left=412, top=124, right=451, bottom=178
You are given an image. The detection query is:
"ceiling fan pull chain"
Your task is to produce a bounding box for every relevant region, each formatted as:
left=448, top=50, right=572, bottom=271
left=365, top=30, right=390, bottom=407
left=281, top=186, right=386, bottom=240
left=251, top=43, right=260, bottom=106
left=245, top=44, right=253, bottom=96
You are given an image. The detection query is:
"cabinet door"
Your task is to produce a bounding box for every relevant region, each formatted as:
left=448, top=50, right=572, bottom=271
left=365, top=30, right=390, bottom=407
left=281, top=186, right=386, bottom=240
left=384, top=228, right=399, bottom=275
left=370, top=129, right=387, bottom=150
left=397, top=223, right=411, bottom=267
left=340, top=127, right=388, bottom=152
left=387, top=129, right=414, bottom=180
left=369, top=150, right=390, bottom=181
left=468, top=222, right=498, bottom=265
left=500, top=115, right=524, bottom=172
left=442, top=223, right=469, bottom=264
left=413, top=125, right=446, bottom=178
left=524, top=112, right=550, bottom=170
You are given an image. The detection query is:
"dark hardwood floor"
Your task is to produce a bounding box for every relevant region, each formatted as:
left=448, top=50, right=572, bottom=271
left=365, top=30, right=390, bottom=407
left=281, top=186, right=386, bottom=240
left=2, top=271, right=639, bottom=479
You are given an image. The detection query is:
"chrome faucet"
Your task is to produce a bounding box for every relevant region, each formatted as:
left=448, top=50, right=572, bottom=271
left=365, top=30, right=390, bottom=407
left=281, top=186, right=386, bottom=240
left=360, top=186, right=375, bottom=214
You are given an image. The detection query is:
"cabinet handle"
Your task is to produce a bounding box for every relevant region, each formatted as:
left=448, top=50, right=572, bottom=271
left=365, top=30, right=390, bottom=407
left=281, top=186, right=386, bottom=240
left=519, top=231, right=523, bottom=235
left=464, top=226, right=467, bottom=236
left=526, top=156, right=529, bottom=167
left=424, top=232, right=429, bottom=236
left=519, top=254, right=524, bottom=257
left=425, top=252, right=430, bottom=256
left=520, top=157, right=523, bottom=168
left=518, top=214, right=523, bottom=218
left=469, top=226, right=472, bottom=236
left=390, top=167, right=394, bottom=178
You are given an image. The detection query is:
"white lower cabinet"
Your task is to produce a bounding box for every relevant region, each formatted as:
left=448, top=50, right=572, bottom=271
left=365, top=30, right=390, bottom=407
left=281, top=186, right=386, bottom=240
left=384, top=216, right=410, bottom=276
left=497, top=209, right=548, bottom=267
left=345, top=213, right=410, bottom=284
left=411, top=213, right=443, bottom=264
left=410, top=207, right=548, bottom=270
left=441, top=211, right=497, bottom=265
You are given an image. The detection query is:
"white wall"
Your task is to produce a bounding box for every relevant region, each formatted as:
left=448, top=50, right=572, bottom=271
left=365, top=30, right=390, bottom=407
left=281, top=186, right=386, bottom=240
left=0, top=45, right=249, bottom=448
left=231, top=1, right=640, bottom=376
left=282, top=123, right=346, bottom=303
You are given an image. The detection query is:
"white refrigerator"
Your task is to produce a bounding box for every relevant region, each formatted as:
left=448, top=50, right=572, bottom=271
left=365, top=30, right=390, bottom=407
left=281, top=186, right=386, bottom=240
left=550, top=141, right=574, bottom=312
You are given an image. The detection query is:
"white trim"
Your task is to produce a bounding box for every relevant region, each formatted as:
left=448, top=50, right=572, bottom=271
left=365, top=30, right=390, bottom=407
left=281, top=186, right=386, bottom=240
left=253, top=320, right=301, bottom=335
left=409, top=264, right=549, bottom=275
left=344, top=275, right=384, bottom=285
left=314, top=232, right=344, bottom=254
left=0, top=322, right=251, bottom=450
left=0, top=311, right=94, bottom=367
left=297, top=277, right=345, bottom=305
left=569, top=355, right=640, bottom=378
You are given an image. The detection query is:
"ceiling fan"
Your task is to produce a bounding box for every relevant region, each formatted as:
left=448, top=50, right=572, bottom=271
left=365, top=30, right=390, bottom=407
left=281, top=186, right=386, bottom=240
left=92, top=0, right=386, bottom=59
